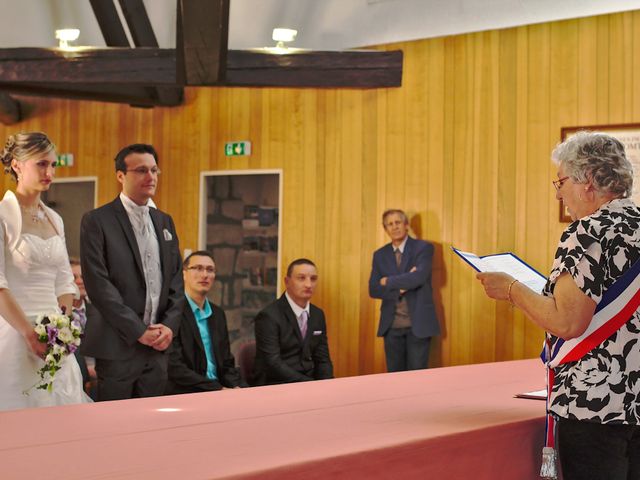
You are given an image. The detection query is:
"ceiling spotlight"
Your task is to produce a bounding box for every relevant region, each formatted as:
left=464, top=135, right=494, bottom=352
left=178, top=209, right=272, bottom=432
left=272, top=28, right=297, bottom=50
left=55, top=29, right=80, bottom=49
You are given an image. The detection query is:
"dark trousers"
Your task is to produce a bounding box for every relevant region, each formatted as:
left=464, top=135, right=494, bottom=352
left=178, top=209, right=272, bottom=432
left=557, top=417, right=640, bottom=480
left=383, top=327, right=430, bottom=372
left=95, top=346, right=168, bottom=401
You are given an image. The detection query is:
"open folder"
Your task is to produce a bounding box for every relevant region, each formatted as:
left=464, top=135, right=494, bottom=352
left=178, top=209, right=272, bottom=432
left=452, top=246, right=548, bottom=293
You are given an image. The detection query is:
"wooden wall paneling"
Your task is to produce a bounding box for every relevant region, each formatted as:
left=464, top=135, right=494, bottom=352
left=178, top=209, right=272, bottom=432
left=494, top=27, right=518, bottom=361
left=423, top=38, right=446, bottom=368
left=633, top=12, right=640, bottom=117
left=596, top=15, right=610, bottom=122
left=372, top=82, right=389, bottom=374
left=510, top=26, right=531, bottom=360
left=359, top=88, right=380, bottom=375
left=577, top=17, right=598, bottom=124
left=448, top=34, right=475, bottom=366
left=338, top=89, right=364, bottom=377
left=523, top=22, right=553, bottom=358
left=608, top=13, right=633, bottom=122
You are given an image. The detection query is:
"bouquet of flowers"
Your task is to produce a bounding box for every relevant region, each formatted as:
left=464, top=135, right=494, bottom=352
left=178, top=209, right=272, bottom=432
left=26, top=308, right=85, bottom=394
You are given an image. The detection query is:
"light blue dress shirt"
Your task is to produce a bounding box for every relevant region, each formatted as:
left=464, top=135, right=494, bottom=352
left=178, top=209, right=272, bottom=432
left=186, top=295, right=217, bottom=380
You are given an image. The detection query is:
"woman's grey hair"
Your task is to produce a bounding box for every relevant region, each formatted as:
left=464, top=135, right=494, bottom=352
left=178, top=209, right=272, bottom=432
left=551, top=131, right=633, bottom=198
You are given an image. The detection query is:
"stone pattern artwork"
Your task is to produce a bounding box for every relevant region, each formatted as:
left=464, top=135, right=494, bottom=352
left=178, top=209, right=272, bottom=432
left=204, top=173, right=280, bottom=357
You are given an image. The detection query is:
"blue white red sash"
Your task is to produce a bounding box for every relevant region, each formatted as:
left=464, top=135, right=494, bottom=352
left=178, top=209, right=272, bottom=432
left=541, top=255, right=640, bottom=369
left=538, top=257, right=640, bottom=478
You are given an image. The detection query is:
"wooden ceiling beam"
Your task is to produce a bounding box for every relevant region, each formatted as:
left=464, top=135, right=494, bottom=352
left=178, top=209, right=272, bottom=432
left=0, top=92, right=21, bottom=124
left=177, top=0, right=229, bottom=85
left=0, top=47, right=402, bottom=88
left=118, top=0, right=158, bottom=48
left=90, top=0, right=183, bottom=106
left=0, top=83, right=181, bottom=107
left=89, top=0, right=130, bottom=47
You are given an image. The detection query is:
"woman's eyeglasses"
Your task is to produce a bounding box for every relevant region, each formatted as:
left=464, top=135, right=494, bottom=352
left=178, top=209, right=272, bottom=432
left=553, top=176, right=569, bottom=190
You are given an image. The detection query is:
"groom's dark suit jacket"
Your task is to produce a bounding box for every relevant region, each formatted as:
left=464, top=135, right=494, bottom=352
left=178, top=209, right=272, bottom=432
left=79, top=197, right=183, bottom=360
left=254, top=294, right=333, bottom=385
left=166, top=297, right=245, bottom=394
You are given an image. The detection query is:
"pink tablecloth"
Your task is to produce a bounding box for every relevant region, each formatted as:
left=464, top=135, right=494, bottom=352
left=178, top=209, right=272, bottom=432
left=0, top=359, right=546, bottom=479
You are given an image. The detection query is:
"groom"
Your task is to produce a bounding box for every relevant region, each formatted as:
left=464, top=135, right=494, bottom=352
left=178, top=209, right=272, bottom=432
left=80, top=144, right=183, bottom=401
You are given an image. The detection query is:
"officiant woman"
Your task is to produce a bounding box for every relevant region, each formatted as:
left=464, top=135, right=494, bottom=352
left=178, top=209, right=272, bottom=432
left=477, top=131, right=640, bottom=480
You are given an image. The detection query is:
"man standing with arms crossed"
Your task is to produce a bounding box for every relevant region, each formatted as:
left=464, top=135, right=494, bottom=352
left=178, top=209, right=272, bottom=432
left=80, top=144, right=183, bottom=400
left=369, top=209, right=440, bottom=372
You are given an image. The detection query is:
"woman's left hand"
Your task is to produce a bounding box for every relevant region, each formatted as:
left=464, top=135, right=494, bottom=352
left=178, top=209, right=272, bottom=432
left=476, top=272, right=516, bottom=301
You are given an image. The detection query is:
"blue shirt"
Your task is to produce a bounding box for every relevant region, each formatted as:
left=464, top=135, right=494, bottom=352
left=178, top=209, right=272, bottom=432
left=186, top=295, right=217, bottom=380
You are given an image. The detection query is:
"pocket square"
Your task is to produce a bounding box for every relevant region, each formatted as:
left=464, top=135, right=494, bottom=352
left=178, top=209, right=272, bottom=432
left=313, top=330, right=323, bottom=336
left=163, top=229, right=173, bottom=241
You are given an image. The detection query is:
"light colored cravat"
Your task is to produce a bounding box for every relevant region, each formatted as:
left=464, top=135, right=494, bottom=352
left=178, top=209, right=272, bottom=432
left=298, top=310, right=308, bottom=338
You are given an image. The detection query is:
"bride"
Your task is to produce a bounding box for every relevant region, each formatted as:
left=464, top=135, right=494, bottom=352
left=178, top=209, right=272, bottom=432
left=0, top=132, right=90, bottom=410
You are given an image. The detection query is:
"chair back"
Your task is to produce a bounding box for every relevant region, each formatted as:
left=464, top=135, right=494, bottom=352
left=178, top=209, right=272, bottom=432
left=237, top=340, right=257, bottom=386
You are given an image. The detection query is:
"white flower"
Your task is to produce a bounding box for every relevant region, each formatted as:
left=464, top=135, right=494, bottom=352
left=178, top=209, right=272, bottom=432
left=34, top=324, right=46, bottom=336
left=73, top=337, right=81, bottom=346
left=54, top=315, right=70, bottom=328
left=52, top=343, right=66, bottom=356
left=57, top=327, right=74, bottom=344
left=45, top=353, right=55, bottom=364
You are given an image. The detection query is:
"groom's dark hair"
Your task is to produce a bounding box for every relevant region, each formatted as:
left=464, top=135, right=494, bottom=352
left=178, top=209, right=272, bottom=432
left=114, top=144, right=159, bottom=172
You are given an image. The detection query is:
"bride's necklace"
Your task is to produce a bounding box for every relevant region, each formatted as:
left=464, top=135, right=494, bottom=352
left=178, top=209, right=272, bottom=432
left=20, top=203, right=46, bottom=223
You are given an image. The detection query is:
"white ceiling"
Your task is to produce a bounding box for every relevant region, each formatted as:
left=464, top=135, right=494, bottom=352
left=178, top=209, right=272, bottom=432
left=0, top=0, right=638, bottom=50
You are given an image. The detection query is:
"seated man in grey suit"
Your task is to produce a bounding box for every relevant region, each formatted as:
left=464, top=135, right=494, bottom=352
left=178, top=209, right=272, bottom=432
left=254, top=258, right=333, bottom=385
left=166, top=251, right=245, bottom=394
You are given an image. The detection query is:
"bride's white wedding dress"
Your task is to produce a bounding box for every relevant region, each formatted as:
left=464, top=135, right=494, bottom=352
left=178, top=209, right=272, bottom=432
left=0, top=191, right=90, bottom=411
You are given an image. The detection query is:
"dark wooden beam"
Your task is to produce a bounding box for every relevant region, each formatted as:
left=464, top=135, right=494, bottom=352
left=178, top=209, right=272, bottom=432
left=177, top=0, right=229, bottom=85
left=0, top=47, right=402, bottom=89
left=0, top=83, right=181, bottom=107
left=0, top=48, right=176, bottom=85
left=0, top=92, right=21, bottom=124
left=117, top=0, right=183, bottom=105
left=225, top=50, right=402, bottom=88
left=118, top=0, right=158, bottom=47
left=89, top=0, right=130, bottom=47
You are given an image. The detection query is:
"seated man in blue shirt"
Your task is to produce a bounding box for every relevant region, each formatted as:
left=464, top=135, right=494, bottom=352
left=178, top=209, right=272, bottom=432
left=166, top=251, right=245, bottom=394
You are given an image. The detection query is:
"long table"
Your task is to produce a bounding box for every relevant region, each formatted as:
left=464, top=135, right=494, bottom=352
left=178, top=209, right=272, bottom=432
left=0, top=358, right=546, bottom=479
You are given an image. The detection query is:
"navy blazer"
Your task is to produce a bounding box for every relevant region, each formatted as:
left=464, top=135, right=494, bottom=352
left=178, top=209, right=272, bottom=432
left=254, top=294, right=333, bottom=385
left=166, top=297, right=245, bottom=394
left=369, top=236, right=440, bottom=339
left=80, top=196, right=184, bottom=359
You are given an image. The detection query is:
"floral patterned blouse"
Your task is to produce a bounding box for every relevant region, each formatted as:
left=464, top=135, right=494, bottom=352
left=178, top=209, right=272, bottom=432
left=543, top=198, right=640, bottom=424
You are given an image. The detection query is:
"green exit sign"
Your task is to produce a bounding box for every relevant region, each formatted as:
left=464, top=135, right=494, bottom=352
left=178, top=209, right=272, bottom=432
left=57, top=153, right=74, bottom=166
left=224, top=141, right=251, bottom=156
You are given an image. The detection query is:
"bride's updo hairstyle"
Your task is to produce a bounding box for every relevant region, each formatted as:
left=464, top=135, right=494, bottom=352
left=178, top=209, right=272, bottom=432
left=1, top=132, right=55, bottom=182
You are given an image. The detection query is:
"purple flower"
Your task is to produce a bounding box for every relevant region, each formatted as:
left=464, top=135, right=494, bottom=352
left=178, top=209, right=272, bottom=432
left=67, top=344, right=77, bottom=354
left=47, top=326, right=58, bottom=344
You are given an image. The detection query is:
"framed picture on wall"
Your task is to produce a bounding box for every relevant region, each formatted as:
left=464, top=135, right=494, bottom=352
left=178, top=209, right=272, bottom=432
left=198, top=169, right=283, bottom=358
left=41, top=176, right=98, bottom=258
left=559, top=123, right=640, bottom=222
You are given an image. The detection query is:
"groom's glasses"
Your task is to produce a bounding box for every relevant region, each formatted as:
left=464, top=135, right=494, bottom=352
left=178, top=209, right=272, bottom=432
left=187, top=265, right=216, bottom=275
left=125, top=167, right=162, bottom=176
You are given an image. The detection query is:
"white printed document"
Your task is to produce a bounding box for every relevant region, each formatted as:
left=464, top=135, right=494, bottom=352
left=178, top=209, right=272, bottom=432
left=452, top=247, right=547, bottom=294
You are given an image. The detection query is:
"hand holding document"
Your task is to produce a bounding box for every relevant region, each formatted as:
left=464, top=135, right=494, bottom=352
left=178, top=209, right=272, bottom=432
left=452, top=247, right=547, bottom=293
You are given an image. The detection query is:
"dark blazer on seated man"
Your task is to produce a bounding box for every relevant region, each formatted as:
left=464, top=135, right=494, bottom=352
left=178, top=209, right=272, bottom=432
left=166, top=251, right=245, bottom=394
left=254, top=258, right=333, bottom=385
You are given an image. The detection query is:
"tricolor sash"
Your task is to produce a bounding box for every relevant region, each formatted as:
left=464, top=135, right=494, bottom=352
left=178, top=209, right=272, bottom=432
left=542, top=254, right=640, bottom=368
left=538, top=255, right=640, bottom=479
